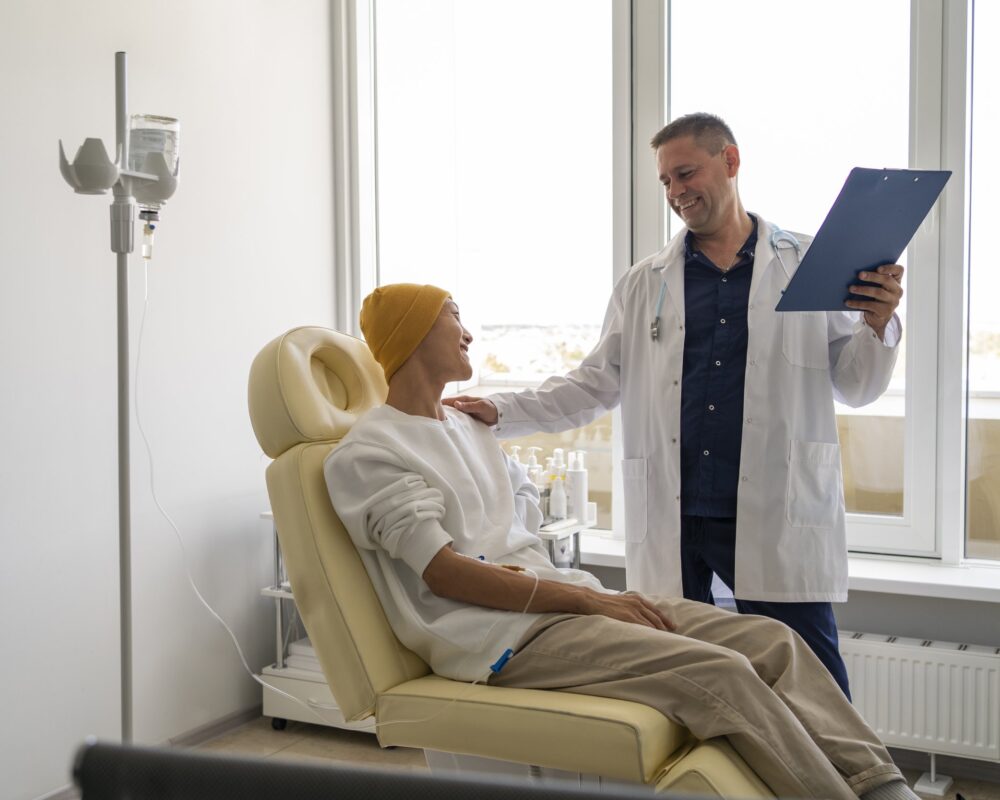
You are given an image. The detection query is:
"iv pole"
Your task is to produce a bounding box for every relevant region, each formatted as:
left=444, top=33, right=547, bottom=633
left=112, top=50, right=134, bottom=745
left=59, top=51, right=178, bottom=744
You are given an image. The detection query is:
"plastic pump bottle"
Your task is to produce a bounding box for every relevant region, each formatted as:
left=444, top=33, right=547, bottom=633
left=566, top=450, right=589, bottom=525
left=525, top=447, right=542, bottom=478
left=549, top=475, right=568, bottom=520
left=540, top=457, right=556, bottom=520
left=509, top=445, right=521, bottom=464
left=552, top=448, right=566, bottom=477
left=526, top=447, right=546, bottom=517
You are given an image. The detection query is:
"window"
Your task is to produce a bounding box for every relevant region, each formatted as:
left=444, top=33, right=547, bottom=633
left=966, top=0, right=1000, bottom=560
left=660, top=0, right=938, bottom=555
left=346, top=0, right=995, bottom=562
left=372, top=0, right=617, bottom=527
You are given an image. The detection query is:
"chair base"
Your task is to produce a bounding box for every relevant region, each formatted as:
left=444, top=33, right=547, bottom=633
left=423, top=741, right=772, bottom=798
left=423, top=750, right=651, bottom=794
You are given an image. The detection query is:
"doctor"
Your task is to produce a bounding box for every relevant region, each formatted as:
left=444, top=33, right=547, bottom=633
left=446, top=112, right=903, bottom=697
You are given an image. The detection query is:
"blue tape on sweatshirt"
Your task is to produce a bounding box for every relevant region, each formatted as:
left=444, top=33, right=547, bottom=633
left=490, top=648, right=514, bottom=673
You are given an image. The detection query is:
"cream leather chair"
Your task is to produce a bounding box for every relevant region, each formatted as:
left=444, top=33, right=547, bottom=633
left=247, top=325, right=773, bottom=797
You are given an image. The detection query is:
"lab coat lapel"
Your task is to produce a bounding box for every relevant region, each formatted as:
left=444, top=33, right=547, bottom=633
left=653, top=230, right=688, bottom=325
left=748, top=216, right=792, bottom=305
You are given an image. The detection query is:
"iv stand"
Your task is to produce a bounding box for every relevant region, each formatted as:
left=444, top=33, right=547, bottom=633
left=59, top=51, right=178, bottom=744
left=112, top=50, right=134, bottom=745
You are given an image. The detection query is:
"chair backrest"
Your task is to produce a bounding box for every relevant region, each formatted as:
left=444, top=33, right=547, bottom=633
left=248, top=326, right=430, bottom=721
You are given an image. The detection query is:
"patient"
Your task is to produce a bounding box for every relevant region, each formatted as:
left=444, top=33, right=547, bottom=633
left=324, top=283, right=916, bottom=800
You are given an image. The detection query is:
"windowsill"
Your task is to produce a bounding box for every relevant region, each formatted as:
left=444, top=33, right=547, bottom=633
left=579, top=532, right=1000, bottom=603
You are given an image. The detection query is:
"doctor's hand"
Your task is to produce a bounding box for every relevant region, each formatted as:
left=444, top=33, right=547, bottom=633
left=580, top=591, right=675, bottom=632
left=846, top=264, right=904, bottom=342
left=442, top=395, right=499, bottom=426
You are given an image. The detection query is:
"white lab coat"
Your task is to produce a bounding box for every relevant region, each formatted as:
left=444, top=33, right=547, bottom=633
left=491, top=215, right=900, bottom=602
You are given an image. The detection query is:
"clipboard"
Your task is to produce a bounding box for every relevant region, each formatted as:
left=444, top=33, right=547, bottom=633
left=775, top=167, right=950, bottom=312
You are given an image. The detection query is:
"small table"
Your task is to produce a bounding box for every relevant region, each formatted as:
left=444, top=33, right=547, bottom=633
left=536, top=518, right=592, bottom=570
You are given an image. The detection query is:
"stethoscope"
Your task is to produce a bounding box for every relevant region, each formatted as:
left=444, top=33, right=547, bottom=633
left=650, top=226, right=802, bottom=341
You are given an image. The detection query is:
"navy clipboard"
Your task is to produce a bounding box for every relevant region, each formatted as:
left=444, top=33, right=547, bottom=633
left=775, top=167, right=950, bottom=312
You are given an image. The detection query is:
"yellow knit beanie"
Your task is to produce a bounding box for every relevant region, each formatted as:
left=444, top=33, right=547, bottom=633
left=359, top=283, right=451, bottom=380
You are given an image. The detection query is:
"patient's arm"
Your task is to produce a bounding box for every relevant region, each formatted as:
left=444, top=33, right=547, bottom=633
left=422, top=545, right=674, bottom=631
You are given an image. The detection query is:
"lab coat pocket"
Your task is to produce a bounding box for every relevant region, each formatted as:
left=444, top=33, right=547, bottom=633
left=785, top=440, right=842, bottom=528
left=782, top=312, right=830, bottom=369
left=622, top=458, right=648, bottom=543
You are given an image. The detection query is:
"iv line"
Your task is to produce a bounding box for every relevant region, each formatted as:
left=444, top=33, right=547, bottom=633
left=369, top=566, right=541, bottom=733
left=134, top=263, right=544, bottom=731
left=134, top=259, right=336, bottom=728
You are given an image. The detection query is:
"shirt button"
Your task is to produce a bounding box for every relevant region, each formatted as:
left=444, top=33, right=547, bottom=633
left=722, top=277, right=728, bottom=283
left=708, top=404, right=715, bottom=411
left=672, top=437, right=677, bottom=443
left=674, top=380, right=679, bottom=386
left=715, top=360, right=722, bottom=366
left=720, top=318, right=726, bottom=324
left=703, top=450, right=710, bottom=456
left=745, top=417, right=752, bottom=424
left=741, top=475, right=749, bottom=482
left=749, top=304, right=754, bottom=310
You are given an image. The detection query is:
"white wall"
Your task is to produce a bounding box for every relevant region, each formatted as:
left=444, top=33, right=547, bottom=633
left=0, top=2, right=336, bottom=797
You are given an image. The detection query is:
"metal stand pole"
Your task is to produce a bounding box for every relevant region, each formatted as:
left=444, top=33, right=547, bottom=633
left=116, top=251, right=132, bottom=744
left=113, top=50, right=134, bottom=745
left=914, top=751, right=954, bottom=796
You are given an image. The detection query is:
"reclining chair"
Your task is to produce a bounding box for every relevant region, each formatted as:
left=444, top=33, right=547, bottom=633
left=247, top=325, right=773, bottom=796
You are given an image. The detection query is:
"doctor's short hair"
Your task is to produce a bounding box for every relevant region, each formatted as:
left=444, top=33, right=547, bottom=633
left=650, top=113, right=737, bottom=155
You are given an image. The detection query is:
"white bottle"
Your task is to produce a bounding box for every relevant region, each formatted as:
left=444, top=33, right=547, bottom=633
left=540, top=457, right=556, bottom=521
left=509, top=445, right=522, bottom=464
left=549, top=475, right=568, bottom=520
left=552, top=448, right=566, bottom=477
left=525, top=447, right=542, bottom=480
left=566, top=450, right=589, bottom=525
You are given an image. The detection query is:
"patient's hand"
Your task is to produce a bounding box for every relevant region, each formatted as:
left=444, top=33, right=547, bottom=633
left=581, top=591, right=675, bottom=632
left=443, top=395, right=499, bottom=426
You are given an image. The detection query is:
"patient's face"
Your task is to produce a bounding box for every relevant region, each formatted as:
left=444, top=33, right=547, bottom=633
left=419, top=300, right=474, bottom=382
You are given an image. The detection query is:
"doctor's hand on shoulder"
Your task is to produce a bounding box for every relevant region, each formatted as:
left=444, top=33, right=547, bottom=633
left=846, top=263, right=904, bottom=341
left=443, top=395, right=499, bottom=426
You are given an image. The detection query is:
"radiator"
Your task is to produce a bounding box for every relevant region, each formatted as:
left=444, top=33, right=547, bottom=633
left=840, top=631, right=1000, bottom=762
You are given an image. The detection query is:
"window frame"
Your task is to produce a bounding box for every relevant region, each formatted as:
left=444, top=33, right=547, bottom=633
left=339, top=0, right=988, bottom=565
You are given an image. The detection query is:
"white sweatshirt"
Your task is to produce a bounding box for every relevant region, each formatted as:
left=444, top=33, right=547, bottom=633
left=324, top=404, right=608, bottom=682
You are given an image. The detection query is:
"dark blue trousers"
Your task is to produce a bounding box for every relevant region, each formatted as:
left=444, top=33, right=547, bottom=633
left=679, top=515, right=851, bottom=699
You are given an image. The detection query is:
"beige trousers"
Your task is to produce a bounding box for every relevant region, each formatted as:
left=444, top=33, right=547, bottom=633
left=489, top=596, right=901, bottom=800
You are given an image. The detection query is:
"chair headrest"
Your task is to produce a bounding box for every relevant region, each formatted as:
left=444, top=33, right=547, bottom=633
left=248, top=326, right=388, bottom=458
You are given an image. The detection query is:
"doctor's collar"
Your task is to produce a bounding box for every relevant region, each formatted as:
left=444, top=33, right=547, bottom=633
left=684, top=214, right=758, bottom=262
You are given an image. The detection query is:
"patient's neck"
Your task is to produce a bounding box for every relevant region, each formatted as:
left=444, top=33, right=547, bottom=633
left=385, top=372, right=447, bottom=420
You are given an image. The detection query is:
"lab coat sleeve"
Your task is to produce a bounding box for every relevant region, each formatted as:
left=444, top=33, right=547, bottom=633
left=490, top=283, right=625, bottom=439
left=505, top=453, right=543, bottom=536
left=324, top=442, right=454, bottom=577
left=827, top=310, right=902, bottom=407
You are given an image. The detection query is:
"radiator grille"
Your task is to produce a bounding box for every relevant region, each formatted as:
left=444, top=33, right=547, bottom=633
left=840, top=632, right=1000, bottom=762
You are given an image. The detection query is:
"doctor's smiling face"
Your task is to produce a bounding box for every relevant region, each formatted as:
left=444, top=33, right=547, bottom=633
left=656, top=134, right=741, bottom=237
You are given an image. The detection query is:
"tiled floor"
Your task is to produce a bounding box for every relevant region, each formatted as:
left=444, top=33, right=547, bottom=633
left=195, top=716, right=427, bottom=772
left=196, top=716, right=1000, bottom=799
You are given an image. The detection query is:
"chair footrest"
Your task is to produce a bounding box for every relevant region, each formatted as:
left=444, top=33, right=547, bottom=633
left=376, top=675, right=686, bottom=784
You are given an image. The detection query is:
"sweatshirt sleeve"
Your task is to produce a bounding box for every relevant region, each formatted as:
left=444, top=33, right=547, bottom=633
left=324, top=441, right=454, bottom=577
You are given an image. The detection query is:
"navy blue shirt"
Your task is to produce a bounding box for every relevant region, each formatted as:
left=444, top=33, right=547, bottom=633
left=680, top=216, right=758, bottom=518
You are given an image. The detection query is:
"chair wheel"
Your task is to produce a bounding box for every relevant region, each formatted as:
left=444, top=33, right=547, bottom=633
left=271, top=717, right=288, bottom=730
